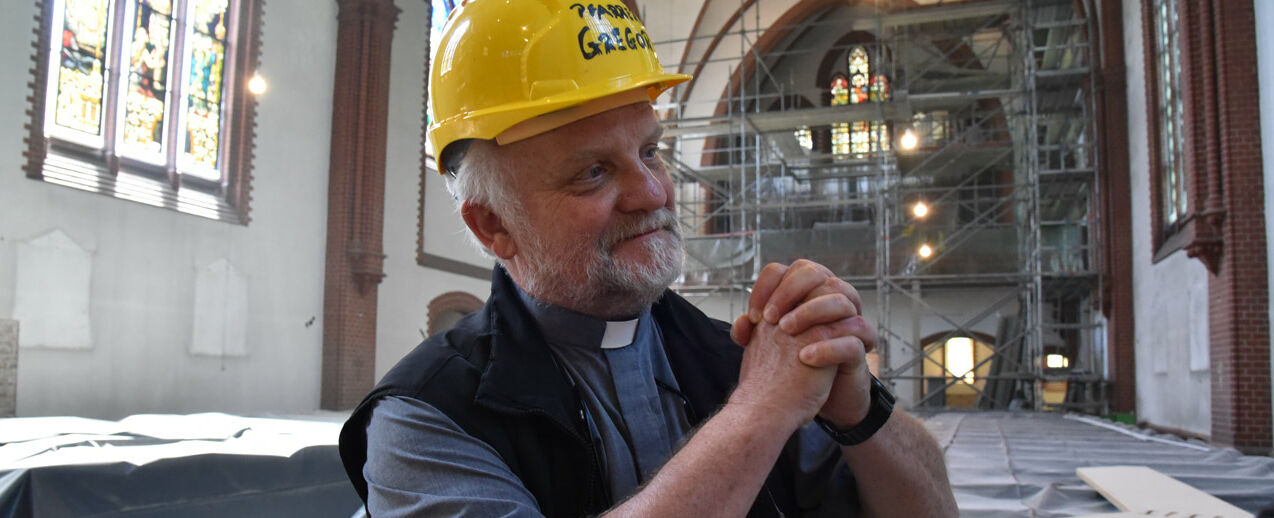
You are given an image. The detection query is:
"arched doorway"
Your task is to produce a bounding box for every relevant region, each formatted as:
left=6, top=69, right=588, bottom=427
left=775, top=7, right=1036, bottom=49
left=918, top=331, right=997, bottom=408
left=426, top=291, right=485, bottom=336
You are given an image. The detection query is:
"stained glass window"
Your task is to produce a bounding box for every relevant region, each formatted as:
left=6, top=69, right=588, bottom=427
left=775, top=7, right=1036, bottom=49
left=43, top=0, right=240, bottom=183
left=850, top=123, right=870, bottom=155
left=181, top=0, right=230, bottom=177
left=431, top=0, right=456, bottom=36
left=830, top=75, right=850, bottom=155
left=870, top=74, right=890, bottom=103
left=1153, top=0, right=1186, bottom=228
left=35, top=0, right=254, bottom=221
left=795, top=125, right=813, bottom=151
left=52, top=0, right=112, bottom=139
left=120, top=0, right=174, bottom=159
left=424, top=0, right=457, bottom=144
left=849, top=47, right=869, bottom=105
left=840, top=46, right=891, bottom=156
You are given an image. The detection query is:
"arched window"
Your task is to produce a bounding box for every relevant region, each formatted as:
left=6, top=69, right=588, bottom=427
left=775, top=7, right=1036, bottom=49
left=869, top=74, right=890, bottom=102
left=920, top=333, right=994, bottom=408
left=830, top=75, right=851, bottom=155
left=31, top=0, right=260, bottom=223
left=1152, top=0, right=1186, bottom=230
left=838, top=46, right=891, bottom=156
left=848, top=46, right=869, bottom=104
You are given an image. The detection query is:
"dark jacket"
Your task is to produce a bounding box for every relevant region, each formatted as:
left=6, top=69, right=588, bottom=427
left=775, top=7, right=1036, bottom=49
left=339, top=267, right=857, bottom=517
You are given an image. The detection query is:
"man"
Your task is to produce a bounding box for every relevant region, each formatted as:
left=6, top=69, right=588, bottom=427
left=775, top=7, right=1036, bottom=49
left=339, top=1, right=956, bottom=516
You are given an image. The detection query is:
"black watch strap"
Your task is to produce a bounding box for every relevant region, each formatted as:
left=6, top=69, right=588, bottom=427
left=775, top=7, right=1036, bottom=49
left=815, top=375, right=896, bottom=446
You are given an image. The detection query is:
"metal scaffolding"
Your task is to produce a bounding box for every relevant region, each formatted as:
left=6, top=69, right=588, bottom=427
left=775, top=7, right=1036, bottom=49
left=661, top=0, right=1105, bottom=412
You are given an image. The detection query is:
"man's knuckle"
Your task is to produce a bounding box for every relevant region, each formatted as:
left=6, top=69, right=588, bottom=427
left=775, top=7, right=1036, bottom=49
left=835, top=293, right=853, bottom=310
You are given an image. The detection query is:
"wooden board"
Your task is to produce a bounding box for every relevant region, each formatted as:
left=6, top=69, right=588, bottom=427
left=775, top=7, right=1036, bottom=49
left=1076, top=465, right=1254, bottom=518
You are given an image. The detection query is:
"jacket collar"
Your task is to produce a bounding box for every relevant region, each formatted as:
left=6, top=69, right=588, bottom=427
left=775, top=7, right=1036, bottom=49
left=473, top=266, right=743, bottom=431
left=650, top=288, right=742, bottom=426
left=473, top=266, right=581, bottom=429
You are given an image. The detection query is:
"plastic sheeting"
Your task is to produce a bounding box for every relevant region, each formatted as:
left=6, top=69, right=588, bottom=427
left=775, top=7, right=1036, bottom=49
left=1, top=411, right=1271, bottom=516
left=0, top=413, right=360, bottom=517
left=923, top=411, right=1274, bottom=517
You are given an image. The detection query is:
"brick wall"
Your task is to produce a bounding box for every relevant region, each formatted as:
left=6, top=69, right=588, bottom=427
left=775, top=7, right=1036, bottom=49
left=1098, top=0, right=1135, bottom=414
left=1204, top=0, right=1272, bottom=453
left=320, top=0, right=399, bottom=410
left=1137, top=0, right=1272, bottom=452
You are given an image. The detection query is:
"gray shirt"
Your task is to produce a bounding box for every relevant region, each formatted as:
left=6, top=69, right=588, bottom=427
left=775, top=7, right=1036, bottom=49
left=363, top=292, right=691, bottom=516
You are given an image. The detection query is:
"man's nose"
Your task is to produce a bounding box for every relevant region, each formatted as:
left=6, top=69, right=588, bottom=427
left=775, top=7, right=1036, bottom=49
left=616, top=157, right=670, bottom=213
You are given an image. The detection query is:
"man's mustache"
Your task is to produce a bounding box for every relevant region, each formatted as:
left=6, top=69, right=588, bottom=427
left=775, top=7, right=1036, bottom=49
left=602, top=208, right=681, bottom=249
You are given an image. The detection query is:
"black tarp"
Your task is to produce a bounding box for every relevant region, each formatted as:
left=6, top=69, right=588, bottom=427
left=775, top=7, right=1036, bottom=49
left=0, top=444, right=360, bottom=517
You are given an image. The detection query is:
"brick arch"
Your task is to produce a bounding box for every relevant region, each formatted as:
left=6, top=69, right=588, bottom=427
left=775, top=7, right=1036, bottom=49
left=696, top=0, right=912, bottom=167
left=679, top=0, right=920, bottom=109
left=427, top=291, right=485, bottom=336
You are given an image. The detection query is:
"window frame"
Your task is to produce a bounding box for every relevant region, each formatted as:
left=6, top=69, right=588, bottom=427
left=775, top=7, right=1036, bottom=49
left=25, top=0, right=262, bottom=225
left=1142, top=0, right=1192, bottom=260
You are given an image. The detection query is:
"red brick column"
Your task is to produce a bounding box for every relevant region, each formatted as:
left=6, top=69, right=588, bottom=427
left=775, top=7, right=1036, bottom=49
left=321, top=0, right=399, bottom=410
left=1205, top=0, right=1272, bottom=453
left=1097, top=0, right=1135, bottom=414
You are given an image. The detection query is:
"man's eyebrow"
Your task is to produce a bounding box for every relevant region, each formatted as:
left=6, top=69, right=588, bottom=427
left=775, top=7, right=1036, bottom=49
left=646, top=124, right=665, bottom=143
left=560, top=125, right=665, bottom=163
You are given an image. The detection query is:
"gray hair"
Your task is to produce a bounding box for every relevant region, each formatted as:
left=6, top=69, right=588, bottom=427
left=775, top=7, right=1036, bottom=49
left=442, top=140, right=520, bottom=258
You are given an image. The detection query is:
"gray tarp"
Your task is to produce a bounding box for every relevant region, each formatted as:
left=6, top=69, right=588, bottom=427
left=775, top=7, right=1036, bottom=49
left=1, top=411, right=1271, bottom=516
left=925, top=411, right=1274, bottom=516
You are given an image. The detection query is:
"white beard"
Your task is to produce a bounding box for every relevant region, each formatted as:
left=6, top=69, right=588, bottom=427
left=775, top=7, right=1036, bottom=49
left=510, top=207, right=683, bottom=318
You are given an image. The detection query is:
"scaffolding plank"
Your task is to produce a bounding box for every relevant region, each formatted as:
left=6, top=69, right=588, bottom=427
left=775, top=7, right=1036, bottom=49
left=1076, top=466, right=1254, bottom=518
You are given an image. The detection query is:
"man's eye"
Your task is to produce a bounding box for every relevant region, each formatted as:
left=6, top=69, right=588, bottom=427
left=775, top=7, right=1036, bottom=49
left=642, top=146, right=659, bottom=159
left=584, top=166, right=605, bottom=180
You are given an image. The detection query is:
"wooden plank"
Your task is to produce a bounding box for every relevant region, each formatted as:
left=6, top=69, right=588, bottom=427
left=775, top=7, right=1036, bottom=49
left=1076, top=465, right=1254, bottom=518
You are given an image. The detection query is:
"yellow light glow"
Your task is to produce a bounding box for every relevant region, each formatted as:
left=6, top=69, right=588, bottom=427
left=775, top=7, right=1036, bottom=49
left=918, top=244, right=933, bottom=258
left=900, top=128, right=918, bottom=150
left=1046, top=354, right=1069, bottom=369
left=248, top=74, right=268, bottom=96
left=945, top=336, right=975, bottom=384
left=913, top=201, right=929, bottom=219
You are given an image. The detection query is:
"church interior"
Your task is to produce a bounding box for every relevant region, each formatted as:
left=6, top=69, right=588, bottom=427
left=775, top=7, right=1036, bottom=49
left=0, top=0, right=1272, bottom=515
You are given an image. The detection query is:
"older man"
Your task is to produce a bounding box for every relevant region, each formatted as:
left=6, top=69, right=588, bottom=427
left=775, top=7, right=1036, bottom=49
left=339, top=1, right=956, bottom=516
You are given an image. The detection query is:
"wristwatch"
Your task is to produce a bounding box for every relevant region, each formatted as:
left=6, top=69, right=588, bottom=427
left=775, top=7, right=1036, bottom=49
left=814, top=375, right=896, bottom=446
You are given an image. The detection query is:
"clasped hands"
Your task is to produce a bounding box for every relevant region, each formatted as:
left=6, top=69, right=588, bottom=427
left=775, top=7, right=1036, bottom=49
left=727, top=260, right=877, bottom=432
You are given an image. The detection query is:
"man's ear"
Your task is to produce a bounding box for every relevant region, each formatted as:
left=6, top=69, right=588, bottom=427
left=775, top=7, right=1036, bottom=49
left=461, top=200, right=518, bottom=260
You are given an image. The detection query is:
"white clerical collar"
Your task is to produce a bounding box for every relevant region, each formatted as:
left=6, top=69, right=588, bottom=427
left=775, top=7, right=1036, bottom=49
left=600, top=318, right=640, bottom=349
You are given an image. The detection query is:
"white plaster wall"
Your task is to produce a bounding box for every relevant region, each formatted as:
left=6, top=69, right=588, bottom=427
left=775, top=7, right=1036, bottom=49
left=0, top=0, right=338, bottom=419
left=376, top=0, right=492, bottom=382
left=1123, top=0, right=1210, bottom=437
left=1256, top=0, right=1274, bottom=447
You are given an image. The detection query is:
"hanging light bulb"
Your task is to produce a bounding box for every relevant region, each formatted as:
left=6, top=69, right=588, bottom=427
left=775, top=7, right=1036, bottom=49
left=912, top=201, right=929, bottom=219
left=900, top=128, right=918, bottom=150
left=918, top=244, right=933, bottom=259
left=248, top=74, right=268, bottom=96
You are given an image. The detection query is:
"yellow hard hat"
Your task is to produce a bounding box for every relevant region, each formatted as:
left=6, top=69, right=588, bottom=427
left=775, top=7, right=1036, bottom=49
left=428, top=0, right=691, bottom=174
